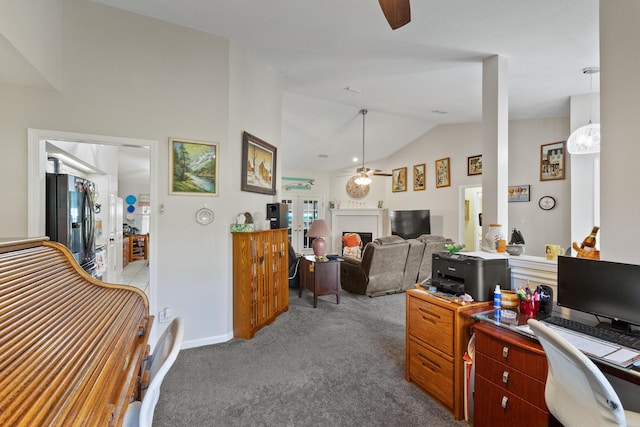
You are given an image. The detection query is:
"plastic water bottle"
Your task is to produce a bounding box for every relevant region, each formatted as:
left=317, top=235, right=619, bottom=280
left=493, top=285, right=502, bottom=310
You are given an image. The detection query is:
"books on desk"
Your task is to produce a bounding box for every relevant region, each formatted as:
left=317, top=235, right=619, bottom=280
left=518, top=323, right=640, bottom=367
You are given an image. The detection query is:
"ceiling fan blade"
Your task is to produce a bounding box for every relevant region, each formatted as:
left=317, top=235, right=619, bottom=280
left=372, top=172, right=392, bottom=177
left=378, top=0, right=411, bottom=30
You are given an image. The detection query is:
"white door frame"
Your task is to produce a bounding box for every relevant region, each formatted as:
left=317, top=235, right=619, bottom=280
left=27, top=129, right=158, bottom=333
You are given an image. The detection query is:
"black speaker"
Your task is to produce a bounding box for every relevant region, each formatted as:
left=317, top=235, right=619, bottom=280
left=267, top=203, right=288, bottom=229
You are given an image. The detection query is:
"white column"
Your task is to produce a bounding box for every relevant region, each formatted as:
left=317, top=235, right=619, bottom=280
left=482, top=55, right=509, bottom=245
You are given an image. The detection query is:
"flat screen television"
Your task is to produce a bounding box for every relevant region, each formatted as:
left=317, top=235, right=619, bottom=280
left=557, top=255, right=640, bottom=332
left=389, top=209, right=430, bottom=239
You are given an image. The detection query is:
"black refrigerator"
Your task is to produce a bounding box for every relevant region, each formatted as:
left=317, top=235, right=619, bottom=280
left=46, top=173, right=97, bottom=276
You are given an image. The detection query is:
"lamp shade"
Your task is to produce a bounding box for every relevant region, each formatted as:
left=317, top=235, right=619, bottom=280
left=307, top=219, right=330, bottom=238
left=567, top=123, right=600, bottom=154
left=308, top=219, right=330, bottom=257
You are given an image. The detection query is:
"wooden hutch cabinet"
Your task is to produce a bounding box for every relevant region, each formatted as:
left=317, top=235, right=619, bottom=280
left=406, top=289, right=491, bottom=420
left=232, top=229, right=289, bottom=339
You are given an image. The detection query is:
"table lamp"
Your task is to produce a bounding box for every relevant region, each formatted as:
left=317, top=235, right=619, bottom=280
left=307, top=219, right=330, bottom=258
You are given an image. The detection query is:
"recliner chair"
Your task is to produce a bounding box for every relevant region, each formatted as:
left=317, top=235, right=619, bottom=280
left=340, top=235, right=410, bottom=297
left=416, top=234, right=452, bottom=283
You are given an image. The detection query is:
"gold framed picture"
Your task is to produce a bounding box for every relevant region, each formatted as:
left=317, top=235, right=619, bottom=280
left=241, top=131, right=277, bottom=195
left=467, top=155, right=482, bottom=176
left=392, top=167, right=407, bottom=192
left=540, top=141, right=565, bottom=181
left=413, top=163, right=426, bottom=191
left=169, top=138, right=218, bottom=196
left=435, top=157, right=451, bottom=188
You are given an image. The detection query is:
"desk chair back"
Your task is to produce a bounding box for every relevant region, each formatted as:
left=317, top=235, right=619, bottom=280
left=124, top=317, right=184, bottom=427
left=528, top=319, right=627, bottom=427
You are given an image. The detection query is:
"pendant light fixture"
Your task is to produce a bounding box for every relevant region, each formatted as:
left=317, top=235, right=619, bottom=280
left=567, top=67, right=600, bottom=155
left=354, top=109, right=373, bottom=186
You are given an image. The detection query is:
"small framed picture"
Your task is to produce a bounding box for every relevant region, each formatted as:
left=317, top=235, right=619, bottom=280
left=392, top=167, right=407, bottom=192
left=241, top=131, right=277, bottom=195
left=435, top=157, right=450, bottom=188
left=413, top=163, right=426, bottom=191
left=169, top=138, right=218, bottom=196
left=540, top=141, right=565, bottom=181
left=467, top=155, right=482, bottom=176
left=508, top=185, right=531, bottom=202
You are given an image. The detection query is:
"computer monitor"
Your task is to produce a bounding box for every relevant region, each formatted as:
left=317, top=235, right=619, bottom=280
left=557, top=255, right=640, bottom=332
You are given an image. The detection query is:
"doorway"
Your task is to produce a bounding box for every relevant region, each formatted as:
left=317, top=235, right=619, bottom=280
left=459, top=185, right=482, bottom=251
left=281, top=195, right=324, bottom=254
left=27, top=129, right=158, bottom=317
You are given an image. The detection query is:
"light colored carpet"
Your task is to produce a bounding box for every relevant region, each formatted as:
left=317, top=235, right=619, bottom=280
left=153, top=288, right=468, bottom=427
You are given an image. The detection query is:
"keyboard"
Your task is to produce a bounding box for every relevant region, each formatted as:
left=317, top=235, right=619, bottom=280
left=544, top=316, right=640, bottom=351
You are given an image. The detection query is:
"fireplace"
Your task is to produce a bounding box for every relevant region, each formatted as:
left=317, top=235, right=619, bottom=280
left=330, top=208, right=388, bottom=253
left=341, top=231, right=373, bottom=251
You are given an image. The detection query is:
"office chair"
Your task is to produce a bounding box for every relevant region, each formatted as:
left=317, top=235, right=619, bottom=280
left=528, top=319, right=640, bottom=427
left=123, top=317, right=185, bottom=427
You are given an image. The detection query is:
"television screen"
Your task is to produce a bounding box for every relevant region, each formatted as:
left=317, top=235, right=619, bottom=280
left=389, top=210, right=430, bottom=239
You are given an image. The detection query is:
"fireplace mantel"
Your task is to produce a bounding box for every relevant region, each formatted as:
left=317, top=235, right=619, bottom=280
left=329, top=208, right=388, bottom=253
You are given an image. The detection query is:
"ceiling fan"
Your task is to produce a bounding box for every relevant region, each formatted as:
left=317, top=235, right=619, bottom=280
left=345, top=109, right=392, bottom=184
left=378, top=0, right=411, bottom=30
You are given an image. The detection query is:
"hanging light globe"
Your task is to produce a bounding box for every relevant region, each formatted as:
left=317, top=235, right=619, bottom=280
left=567, top=123, right=600, bottom=154
left=354, top=172, right=372, bottom=186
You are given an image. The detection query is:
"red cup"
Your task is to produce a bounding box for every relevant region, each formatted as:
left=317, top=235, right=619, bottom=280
left=519, top=299, right=540, bottom=317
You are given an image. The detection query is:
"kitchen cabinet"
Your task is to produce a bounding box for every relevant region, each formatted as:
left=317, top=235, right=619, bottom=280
left=122, top=236, right=130, bottom=269
left=232, top=229, right=289, bottom=339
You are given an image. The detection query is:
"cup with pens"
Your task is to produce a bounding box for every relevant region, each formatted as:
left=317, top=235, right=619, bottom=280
left=517, top=281, right=541, bottom=317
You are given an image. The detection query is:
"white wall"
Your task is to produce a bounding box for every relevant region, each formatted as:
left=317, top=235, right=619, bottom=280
left=0, top=0, right=282, bottom=348
left=325, top=118, right=570, bottom=257
left=599, top=0, right=640, bottom=263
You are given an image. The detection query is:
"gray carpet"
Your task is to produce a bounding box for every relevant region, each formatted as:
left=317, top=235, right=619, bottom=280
left=153, top=288, right=468, bottom=427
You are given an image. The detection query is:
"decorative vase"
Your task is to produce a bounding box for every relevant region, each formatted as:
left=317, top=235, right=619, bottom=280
left=483, top=224, right=503, bottom=252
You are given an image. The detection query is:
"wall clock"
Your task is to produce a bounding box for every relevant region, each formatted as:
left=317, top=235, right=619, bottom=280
left=345, top=176, right=370, bottom=199
left=538, top=196, right=556, bottom=210
left=195, top=207, right=214, bottom=225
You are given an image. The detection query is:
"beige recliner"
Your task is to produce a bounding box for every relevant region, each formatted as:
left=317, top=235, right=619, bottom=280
left=340, top=235, right=410, bottom=297
left=416, top=235, right=452, bottom=284
left=401, top=238, right=425, bottom=291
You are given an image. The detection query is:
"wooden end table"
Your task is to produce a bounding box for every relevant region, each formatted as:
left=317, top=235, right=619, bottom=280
left=298, top=255, right=341, bottom=308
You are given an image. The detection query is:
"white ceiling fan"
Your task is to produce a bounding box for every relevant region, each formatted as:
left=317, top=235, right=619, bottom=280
left=341, top=109, right=392, bottom=183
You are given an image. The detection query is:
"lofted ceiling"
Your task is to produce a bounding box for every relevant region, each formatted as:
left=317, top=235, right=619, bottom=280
left=90, top=1, right=599, bottom=171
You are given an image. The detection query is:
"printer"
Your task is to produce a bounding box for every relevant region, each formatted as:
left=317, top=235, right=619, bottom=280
left=427, top=252, right=511, bottom=302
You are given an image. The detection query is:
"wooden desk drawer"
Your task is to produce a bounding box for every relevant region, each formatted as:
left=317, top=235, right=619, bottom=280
left=408, top=296, right=454, bottom=354
left=475, top=329, right=547, bottom=381
left=475, top=352, right=547, bottom=410
left=474, top=375, right=550, bottom=427
left=408, top=337, right=453, bottom=409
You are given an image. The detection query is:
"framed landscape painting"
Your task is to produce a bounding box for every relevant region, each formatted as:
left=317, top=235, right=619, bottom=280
left=435, top=157, right=451, bottom=188
left=241, top=131, right=277, bottom=195
left=540, top=141, right=565, bottom=181
left=413, top=164, right=426, bottom=191
left=392, top=167, right=407, bottom=192
left=170, top=138, right=218, bottom=196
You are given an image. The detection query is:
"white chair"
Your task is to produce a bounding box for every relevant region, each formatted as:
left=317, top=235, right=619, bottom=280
left=123, top=317, right=184, bottom=427
left=528, top=319, right=640, bottom=427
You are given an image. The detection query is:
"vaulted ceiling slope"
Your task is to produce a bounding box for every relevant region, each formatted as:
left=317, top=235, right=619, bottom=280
left=54, top=1, right=606, bottom=170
